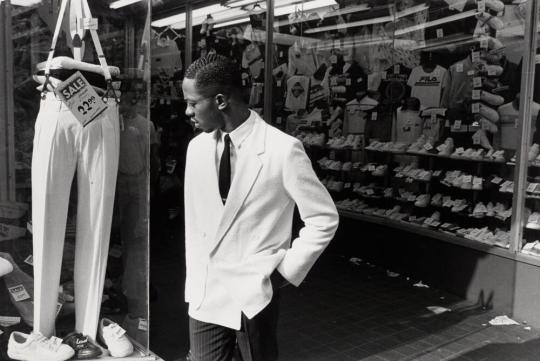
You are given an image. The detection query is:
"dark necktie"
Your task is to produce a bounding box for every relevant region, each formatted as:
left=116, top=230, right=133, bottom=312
left=219, top=134, right=231, bottom=204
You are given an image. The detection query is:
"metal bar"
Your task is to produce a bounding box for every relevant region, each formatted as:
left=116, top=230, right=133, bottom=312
left=510, top=0, right=539, bottom=253
left=185, top=2, right=193, bottom=69
left=263, top=0, right=274, bottom=123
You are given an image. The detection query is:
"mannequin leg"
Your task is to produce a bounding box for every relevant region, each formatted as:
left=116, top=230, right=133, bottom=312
left=32, top=96, right=78, bottom=337
left=73, top=105, right=120, bottom=339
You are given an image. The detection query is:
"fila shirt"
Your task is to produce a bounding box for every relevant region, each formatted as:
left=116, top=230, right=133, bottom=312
left=407, top=65, right=447, bottom=109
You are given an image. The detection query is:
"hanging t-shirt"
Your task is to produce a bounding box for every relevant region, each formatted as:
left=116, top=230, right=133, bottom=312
left=407, top=65, right=447, bottom=109
left=420, top=107, right=446, bottom=141
left=288, top=41, right=318, bottom=77
left=365, top=107, right=393, bottom=143
left=441, top=56, right=474, bottom=110
left=285, top=76, right=310, bottom=111
left=151, top=37, right=182, bottom=76
left=342, top=97, right=378, bottom=134
left=242, top=43, right=264, bottom=80
left=496, top=102, right=540, bottom=150
left=394, top=108, right=423, bottom=144
left=378, top=63, right=411, bottom=107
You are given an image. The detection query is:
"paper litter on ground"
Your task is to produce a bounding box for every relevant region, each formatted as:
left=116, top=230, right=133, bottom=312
left=427, top=306, right=451, bottom=315
left=413, top=281, right=430, bottom=288
left=386, top=270, right=400, bottom=277
left=349, top=257, right=362, bottom=265
left=489, top=315, right=520, bottom=326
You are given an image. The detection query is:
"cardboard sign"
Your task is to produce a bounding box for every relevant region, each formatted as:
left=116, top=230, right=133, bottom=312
left=8, top=285, right=30, bottom=302
left=55, top=72, right=108, bottom=127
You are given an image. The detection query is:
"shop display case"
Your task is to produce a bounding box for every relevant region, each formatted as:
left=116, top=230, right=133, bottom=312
left=0, top=0, right=159, bottom=359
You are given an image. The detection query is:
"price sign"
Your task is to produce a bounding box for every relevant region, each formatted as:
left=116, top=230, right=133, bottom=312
left=277, top=80, right=282, bottom=87
left=82, top=18, right=98, bottom=30
left=456, top=63, right=464, bottom=73
left=472, top=51, right=480, bottom=63
left=472, top=103, right=480, bottom=113
left=453, top=120, right=462, bottom=130
left=472, top=89, right=481, bottom=100
left=436, top=28, right=444, bottom=38
left=424, top=143, right=433, bottom=151
left=346, top=78, right=352, bottom=86
left=55, top=72, right=108, bottom=127
left=371, top=112, right=378, bottom=120
left=491, top=176, right=503, bottom=184
left=8, top=285, right=30, bottom=302
left=473, top=77, right=482, bottom=88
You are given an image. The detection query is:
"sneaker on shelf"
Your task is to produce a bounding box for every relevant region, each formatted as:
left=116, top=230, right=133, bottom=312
left=431, top=193, right=443, bottom=207
left=8, top=332, right=75, bottom=361
left=414, top=194, right=430, bottom=208
left=437, top=137, right=455, bottom=156
left=385, top=205, right=401, bottom=217
left=62, top=332, right=102, bottom=360
left=407, top=135, right=426, bottom=153
left=351, top=135, right=363, bottom=149
left=493, top=202, right=506, bottom=218
left=472, top=202, right=488, bottom=218
left=526, top=212, right=540, bottom=230
left=492, top=150, right=505, bottom=161
left=342, top=162, right=352, bottom=171
left=451, top=147, right=465, bottom=158
left=383, top=187, right=393, bottom=198
left=98, top=318, right=134, bottom=358
left=372, top=165, right=388, bottom=177
left=471, top=148, right=485, bottom=160
left=461, top=148, right=476, bottom=159
left=442, top=196, right=454, bottom=208
left=451, top=199, right=468, bottom=213
left=424, top=211, right=441, bottom=226
left=407, top=193, right=418, bottom=202
left=332, top=137, right=346, bottom=149
left=486, top=202, right=495, bottom=217
left=460, top=175, right=473, bottom=190
left=485, top=148, right=495, bottom=159
left=452, top=174, right=465, bottom=189
left=522, top=241, right=540, bottom=255
left=472, top=176, right=483, bottom=190
left=329, top=161, right=342, bottom=171
left=418, top=170, right=432, bottom=181
left=529, top=143, right=540, bottom=162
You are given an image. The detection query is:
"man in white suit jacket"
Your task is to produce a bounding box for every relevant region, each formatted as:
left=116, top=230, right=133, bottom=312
left=182, top=54, right=338, bottom=361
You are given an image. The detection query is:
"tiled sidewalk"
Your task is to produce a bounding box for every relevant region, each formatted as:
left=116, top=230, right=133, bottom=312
left=277, top=255, right=540, bottom=361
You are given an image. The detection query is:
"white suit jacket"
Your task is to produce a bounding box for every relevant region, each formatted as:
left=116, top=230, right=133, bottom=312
left=184, top=111, right=339, bottom=330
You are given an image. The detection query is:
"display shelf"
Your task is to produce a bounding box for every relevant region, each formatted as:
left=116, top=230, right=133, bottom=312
left=366, top=147, right=507, bottom=164
left=338, top=209, right=515, bottom=260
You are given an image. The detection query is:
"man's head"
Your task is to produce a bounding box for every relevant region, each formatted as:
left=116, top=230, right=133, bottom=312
left=182, top=54, right=243, bottom=133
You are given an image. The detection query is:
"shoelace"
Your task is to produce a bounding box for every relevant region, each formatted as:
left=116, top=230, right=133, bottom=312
left=31, top=333, right=62, bottom=352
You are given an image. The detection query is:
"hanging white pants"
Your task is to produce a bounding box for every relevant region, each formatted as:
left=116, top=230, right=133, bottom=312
left=32, top=92, right=119, bottom=339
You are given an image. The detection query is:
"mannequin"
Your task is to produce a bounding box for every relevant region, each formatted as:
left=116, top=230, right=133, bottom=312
left=407, top=52, right=447, bottom=109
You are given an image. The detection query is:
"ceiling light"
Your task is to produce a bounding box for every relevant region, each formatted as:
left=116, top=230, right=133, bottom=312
left=110, top=0, right=143, bottom=9
left=275, top=0, right=336, bottom=17
left=214, top=17, right=250, bottom=28
left=0, top=0, right=42, bottom=6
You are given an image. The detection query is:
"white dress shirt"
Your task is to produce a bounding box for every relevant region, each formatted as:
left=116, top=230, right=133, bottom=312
left=215, top=110, right=257, bottom=182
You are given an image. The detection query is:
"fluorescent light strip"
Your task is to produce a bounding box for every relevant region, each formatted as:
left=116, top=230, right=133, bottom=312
left=275, top=0, right=336, bottom=17
left=0, top=0, right=42, bottom=6
left=214, top=17, right=251, bottom=29
left=110, top=0, right=142, bottom=9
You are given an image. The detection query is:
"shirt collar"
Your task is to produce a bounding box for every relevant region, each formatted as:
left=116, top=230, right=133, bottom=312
left=218, top=110, right=256, bottom=148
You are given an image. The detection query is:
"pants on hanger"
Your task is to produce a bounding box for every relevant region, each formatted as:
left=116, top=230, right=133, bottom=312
left=32, top=92, right=119, bottom=339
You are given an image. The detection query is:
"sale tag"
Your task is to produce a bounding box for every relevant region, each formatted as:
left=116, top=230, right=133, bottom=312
left=456, top=63, right=464, bottom=73
left=467, top=70, right=475, bottom=76
left=424, top=143, right=433, bottom=151
left=371, top=112, right=378, bottom=120
left=472, top=89, right=481, bottom=100
left=436, top=28, right=444, bottom=38
left=527, top=183, right=537, bottom=193
left=82, top=18, right=98, bottom=30
left=346, top=78, right=352, bottom=86
left=344, top=182, right=352, bottom=189
left=491, top=176, right=503, bottom=184
left=472, top=103, right=480, bottom=113
left=24, top=254, right=33, bottom=266
left=8, top=285, right=30, bottom=302
left=433, top=170, right=442, bottom=177
left=453, top=120, right=462, bottom=130
left=473, top=77, right=482, bottom=88
left=55, top=72, right=108, bottom=127
left=472, top=51, right=480, bottom=63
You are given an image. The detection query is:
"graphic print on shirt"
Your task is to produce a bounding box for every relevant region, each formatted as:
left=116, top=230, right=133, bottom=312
left=407, top=65, right=447, bottom=108
left=285, top=76, right=309, bottom=111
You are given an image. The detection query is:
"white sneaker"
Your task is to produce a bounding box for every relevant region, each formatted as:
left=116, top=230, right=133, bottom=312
left=415, top=194, right=430, bottom=208
left=99, top=318, right=134, bottom=358
left=526, top=212, right=540, bottom=230
left=0, top=256, right=13, bottom=277
left=8, top=332, right=75, bottom=361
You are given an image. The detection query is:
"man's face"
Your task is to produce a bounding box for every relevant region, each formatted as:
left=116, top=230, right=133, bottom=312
left=182, top=78, right=223, bottom=133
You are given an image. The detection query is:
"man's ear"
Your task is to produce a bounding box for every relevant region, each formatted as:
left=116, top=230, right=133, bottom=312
left=215, top=94, right=229, bottom=111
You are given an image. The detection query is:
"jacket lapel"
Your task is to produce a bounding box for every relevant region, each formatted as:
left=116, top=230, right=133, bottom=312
left=201, top=130, right=224, bottom=214
left=211, top=116, right=267, bottom=254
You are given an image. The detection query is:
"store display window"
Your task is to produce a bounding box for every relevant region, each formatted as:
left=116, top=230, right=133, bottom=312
left=0, top=0, right=154, bottom=359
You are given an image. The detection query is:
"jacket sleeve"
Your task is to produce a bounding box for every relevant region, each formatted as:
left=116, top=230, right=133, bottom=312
left=277, top=139, right=339, bottom=286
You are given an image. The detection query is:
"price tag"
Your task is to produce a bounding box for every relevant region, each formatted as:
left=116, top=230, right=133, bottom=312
left=491, top=176, right=503, bottom=184
left=371, top=112, right=378, bottom=120
left=357, top=78, right=363, bottom=83
left=463, top=175, right=473, bottom=183
left=441, top=223, right=452, bottom=229
left=159, top=98, right=164, bottom=105
left=368, top=164, right=376, bottom=171
left=365, top=189, right=375, bottom=195
left=424, top=143, right=433, bottom=151
left=8, top=285, right=30, bottom=302
left=277, top=80, right=282, bottom=87
left=456, top=63, right=464, bottom=73
left=82, top=18, right=98, bottom=30
left=242, top=79, right=247, bottom=86
left=24, top=255, right=33, bottom=266
left=453, top=119, right=462, bottom=130
left=344, top=182, right=352, bottom=189
left=0, top=316, right=21, bottom=327
left=480, top=38, right=488, bottom=49
left=527, top=183, right=537, bottom=193
left=215, top=39, right=219, bottom=44
left=346, top=78, right=352, bottom=86
left=139, top=318, right=149, bottom=331
left=56, top=302, right=63, bottom=316
left=381, top=71, right=387, bottom=80
left=433, top=170, right=442, bottom=177
left=477, top=0, right=486, bottom=12
left=472, top=103, right=480, bottom=113
left=472, top=89, right=481, bottom=100
left=330, top=55, right=337, bottom=64
left=55, top=72, right=108, bottom=127
left=473, top=77, right=482, bottom=88
left=436, top=28, right=444, bottom=38
left=279, top=51, right=284, bottom=58
left=394, top=64, right=400, bottom=74
left=472, top=51, right=480, bottom=63
left=431, top=221, right=441, bottom=227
